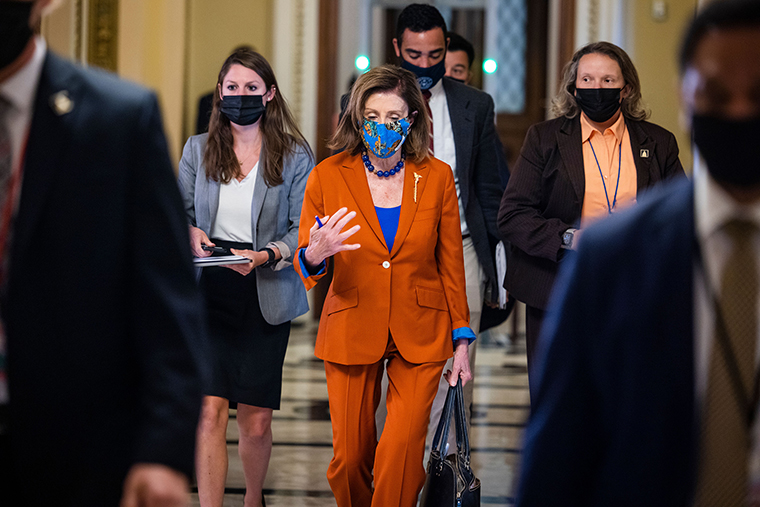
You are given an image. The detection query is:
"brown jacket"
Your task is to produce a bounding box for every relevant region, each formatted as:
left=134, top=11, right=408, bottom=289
left=497, top=115, right=685, bottom=310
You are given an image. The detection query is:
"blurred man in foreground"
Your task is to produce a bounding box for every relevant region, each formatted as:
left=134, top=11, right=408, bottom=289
left=0, top=1, right=208, bottom=506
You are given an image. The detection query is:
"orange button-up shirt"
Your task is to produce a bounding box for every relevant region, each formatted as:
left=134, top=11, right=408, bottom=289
left=580, top=113, right=637, bottom=227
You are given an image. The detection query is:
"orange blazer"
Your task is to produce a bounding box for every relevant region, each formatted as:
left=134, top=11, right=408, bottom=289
left=295, top=151, right=470, bottom=365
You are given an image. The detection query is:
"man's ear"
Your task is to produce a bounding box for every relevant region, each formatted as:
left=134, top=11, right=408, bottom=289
left=393, top=38, right=401, bottom=58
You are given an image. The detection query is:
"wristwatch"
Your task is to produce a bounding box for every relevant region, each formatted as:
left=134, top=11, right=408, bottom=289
left=561, top=228, right=577, bottom=249
left=260, top=247, right=276, bottom=268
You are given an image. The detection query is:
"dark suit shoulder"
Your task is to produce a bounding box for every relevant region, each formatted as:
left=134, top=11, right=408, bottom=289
left=627, top=118, right=678, bottom=142
left=626, top=120, right=676, bottom=150
left=517, top=116, right=576, bottom=157
left=46, top=52, right=154, bottom=108
left=528, top=115, right=574, bottom=136
left=41, top=52, right=160, bottom=144
left=442, top=77, right=493, bottom=108
left=581, top=177, right=693, bottom=258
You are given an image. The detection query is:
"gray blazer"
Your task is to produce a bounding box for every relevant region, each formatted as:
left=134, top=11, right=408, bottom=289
left=178, top=133, right=313, bottom=325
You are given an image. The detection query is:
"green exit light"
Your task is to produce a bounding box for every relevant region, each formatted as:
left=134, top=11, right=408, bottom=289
left=483, top=59, right=498, bottom=74
left=355, top=55, right=370, bottom=72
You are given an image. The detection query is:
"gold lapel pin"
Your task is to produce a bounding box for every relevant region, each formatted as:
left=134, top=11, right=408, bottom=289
left=50, top=91, right=74, bottom=116
left=414, top=172, right=422, bottom=203
left=640, top=149, right=650, bottom=158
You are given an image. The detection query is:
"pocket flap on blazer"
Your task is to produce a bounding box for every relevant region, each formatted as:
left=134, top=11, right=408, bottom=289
left=327, top=287, right=359, bottom=315
left=414, top=206, right=438, bottom=221
left=416, top=286, right=447, bottom=311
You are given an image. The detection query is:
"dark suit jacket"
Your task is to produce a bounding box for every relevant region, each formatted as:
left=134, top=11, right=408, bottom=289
left=196, top=90, right=214, bottom=134
left=0, top=52, right=208, bottom=506
left=516, top=177, right=696, bottom=506
left=497, top=115, right=685, bottom=310
left=441, top=77, right=503, bottom=303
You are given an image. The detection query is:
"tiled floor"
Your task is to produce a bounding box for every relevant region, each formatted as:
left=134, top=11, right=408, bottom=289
left=191, top=310, right=529, bottom=506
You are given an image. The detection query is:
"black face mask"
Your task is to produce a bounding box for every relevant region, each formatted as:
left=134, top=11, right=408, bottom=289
left=575, top=88, right=622, bottom=123
left=692, top=114, right=760, bottom=187
left=401, top=58, right=446, bottom=90
left=0, top=2, right=34, bottom=71
left=220, top=94, right=266, bottom=126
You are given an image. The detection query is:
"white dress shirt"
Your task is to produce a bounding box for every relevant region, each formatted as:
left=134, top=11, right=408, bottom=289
left=693, top=163, right=760, bottom=499
left=427, top=79, right=468, bottom=235
left=0, top=37, right=46, bottom=182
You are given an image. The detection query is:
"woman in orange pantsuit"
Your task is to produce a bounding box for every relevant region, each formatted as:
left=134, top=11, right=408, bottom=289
left=294, top=65, right=474, bottom=507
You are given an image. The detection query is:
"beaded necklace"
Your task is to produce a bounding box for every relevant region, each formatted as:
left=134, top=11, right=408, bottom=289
left=362, top=150, right=405, bottom=178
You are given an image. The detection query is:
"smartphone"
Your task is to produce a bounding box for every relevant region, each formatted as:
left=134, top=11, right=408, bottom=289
left=201, top=244, right=228, bottom=254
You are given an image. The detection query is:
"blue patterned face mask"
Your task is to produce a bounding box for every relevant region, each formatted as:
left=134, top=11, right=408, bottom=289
left=361, top=118, right=411, bottom=158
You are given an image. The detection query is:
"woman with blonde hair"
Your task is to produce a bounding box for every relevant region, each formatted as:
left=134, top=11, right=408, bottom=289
left=178, top=48, right=313, bottom=507
left=294, top=64, right=475, bottom=507
left=497, top=41, right=684, bottom=399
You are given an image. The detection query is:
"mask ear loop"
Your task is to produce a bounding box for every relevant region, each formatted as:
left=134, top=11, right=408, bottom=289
left=620, top=83, right=630, bottom=107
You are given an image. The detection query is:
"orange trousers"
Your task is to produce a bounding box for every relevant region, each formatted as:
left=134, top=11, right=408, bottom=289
left=324, top=337, right=446, bottom=507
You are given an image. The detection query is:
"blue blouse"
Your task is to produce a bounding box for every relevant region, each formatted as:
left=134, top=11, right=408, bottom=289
left=375, top=205, right=401, bottom=252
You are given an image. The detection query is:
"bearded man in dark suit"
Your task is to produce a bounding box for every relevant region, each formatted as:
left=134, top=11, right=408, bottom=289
left=385, top=3, right=503, bottom=446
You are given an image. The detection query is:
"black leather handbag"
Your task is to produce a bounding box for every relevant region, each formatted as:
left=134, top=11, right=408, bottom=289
left=420, top=378, right=481, bottom=507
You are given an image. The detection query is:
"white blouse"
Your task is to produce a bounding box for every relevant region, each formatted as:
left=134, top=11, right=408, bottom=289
left=210, top=161, right=258, bottom=243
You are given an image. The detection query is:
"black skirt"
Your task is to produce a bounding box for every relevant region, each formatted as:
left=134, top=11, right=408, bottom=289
left=199, top=239, right=291, bottom=409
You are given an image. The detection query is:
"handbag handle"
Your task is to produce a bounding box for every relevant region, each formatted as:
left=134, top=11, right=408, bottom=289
left=430, top=380, right=456, bottom=454
left=430, top=378, right=471, bottom=461
left=453, top=378, right=471, bottom=461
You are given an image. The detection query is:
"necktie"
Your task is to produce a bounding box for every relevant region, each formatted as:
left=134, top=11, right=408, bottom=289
left=0, top=96, right=11, bottom=407
left=695, top=219, right=758, bottom=506
left=421, top=89, right=434, bottom=155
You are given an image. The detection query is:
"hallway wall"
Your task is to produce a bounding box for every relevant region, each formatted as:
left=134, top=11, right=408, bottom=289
left=184, top=0, right=274, bottom=142
left=629, top=0, right=698, bottom=172
left=118, top=0, right=187, bottom=164
left=41, top=0, right=191, bottom=165
left=41, top=0, right=703, bottom=171
left=572, top=0, right=699, bottom=172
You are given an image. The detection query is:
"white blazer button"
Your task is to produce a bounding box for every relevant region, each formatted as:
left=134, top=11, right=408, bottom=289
left=382, top=261, right=390, bottom=269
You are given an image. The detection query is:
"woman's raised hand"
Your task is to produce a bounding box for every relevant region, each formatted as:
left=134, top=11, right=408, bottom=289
left=304, top=207, right=361, bottom=267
